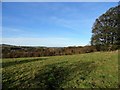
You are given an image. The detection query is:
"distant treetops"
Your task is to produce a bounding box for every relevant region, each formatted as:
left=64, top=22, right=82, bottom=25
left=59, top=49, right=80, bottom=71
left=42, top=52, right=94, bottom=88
left=91, top=5, right=120, bottom=50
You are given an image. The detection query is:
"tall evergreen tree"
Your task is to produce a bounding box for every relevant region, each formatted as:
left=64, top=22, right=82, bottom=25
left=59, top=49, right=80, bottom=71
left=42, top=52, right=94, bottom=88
left=91, top=5, right=120, bottom=50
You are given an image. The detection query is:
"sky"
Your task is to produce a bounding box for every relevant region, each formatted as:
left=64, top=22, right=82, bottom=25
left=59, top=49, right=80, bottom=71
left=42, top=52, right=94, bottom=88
left=2, top=2, right=118, bottom=47
left=2, top=0, right=120, bottom=2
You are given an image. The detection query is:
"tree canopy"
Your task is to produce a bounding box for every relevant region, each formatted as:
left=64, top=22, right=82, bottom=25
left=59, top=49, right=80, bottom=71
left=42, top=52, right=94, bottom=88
left=91, top=5, right=120, bottom=50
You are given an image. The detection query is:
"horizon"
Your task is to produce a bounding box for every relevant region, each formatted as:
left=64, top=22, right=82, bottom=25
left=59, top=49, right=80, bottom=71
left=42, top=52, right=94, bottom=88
left=1, top=43, right=85, bottom=48
left=2, top=2, right=118, bottom=47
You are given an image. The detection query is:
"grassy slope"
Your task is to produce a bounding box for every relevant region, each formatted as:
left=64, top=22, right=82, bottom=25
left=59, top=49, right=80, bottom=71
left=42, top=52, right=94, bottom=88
left=2, top=51, right=118, bottom=88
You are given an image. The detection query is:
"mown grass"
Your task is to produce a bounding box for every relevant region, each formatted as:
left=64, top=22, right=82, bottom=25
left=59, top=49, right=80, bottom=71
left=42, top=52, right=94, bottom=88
left=2, top=51, right=118, bottom=89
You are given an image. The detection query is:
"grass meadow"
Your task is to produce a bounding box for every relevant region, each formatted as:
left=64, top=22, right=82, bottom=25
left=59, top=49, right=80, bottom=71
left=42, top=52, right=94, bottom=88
left=2, top=51, right=119, bottom=89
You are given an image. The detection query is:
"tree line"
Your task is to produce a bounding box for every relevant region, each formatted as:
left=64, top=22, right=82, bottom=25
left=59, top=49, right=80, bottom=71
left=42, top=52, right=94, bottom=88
left=2, top=44, right=96, bottom=58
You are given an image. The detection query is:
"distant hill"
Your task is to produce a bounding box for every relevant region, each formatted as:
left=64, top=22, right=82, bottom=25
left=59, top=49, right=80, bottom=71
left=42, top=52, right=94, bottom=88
left=1, top=44, right=15, bottom=47
left=2, top=44, right=96, bottom=58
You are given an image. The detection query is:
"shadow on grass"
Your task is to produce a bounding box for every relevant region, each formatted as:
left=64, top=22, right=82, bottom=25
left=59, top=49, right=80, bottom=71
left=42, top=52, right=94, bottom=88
left=2, top=58, right=48, bottom=68
left=2, top=61, right=98, bottom=89
left=28, top=61, right=98, bottom=89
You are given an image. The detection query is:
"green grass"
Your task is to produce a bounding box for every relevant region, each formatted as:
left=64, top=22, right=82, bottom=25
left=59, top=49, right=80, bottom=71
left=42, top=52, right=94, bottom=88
left=2, top=51, right=118, bottom=88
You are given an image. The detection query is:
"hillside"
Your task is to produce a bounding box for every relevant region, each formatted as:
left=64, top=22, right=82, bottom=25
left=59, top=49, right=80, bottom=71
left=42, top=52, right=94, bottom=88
left=2, top=51, right=118, bottom=88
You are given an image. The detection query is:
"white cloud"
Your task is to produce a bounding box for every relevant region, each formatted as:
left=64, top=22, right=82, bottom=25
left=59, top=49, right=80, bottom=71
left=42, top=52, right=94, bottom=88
left=2, top=27, right=37, bottom=38
left=50, top=16, right=94, bottom=34
left=3, top=27, right=24, bottom=33
left=2, top=37, right=87, bottom=47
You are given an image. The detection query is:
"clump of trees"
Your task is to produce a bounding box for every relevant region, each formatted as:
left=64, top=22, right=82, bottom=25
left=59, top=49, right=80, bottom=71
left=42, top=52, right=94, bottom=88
left=91, top=5, right=120, bottom=51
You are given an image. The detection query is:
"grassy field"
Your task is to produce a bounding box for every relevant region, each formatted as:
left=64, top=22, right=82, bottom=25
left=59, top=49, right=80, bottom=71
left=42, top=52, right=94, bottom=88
left=2, top=51, right=119, bottom=89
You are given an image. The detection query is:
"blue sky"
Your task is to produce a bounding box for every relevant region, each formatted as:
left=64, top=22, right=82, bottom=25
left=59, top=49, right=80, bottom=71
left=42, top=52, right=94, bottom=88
left=2, top=2, right=118, bottom=47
